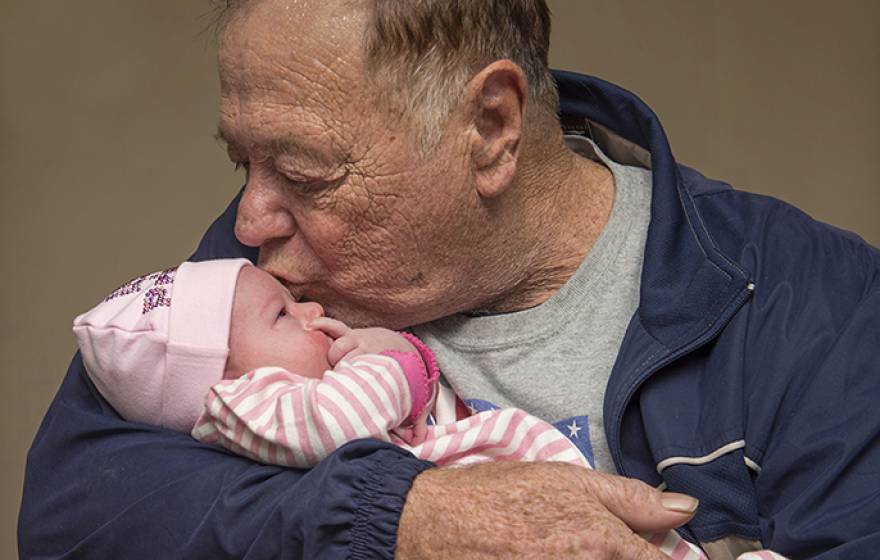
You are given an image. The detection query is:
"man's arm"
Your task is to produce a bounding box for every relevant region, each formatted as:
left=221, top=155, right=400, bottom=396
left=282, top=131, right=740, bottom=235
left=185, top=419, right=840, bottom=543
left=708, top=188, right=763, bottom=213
left=18, top=363, right=692, bottom=559
left=18, top=354, right=433, bottom=558
left=398, top=462, right=699, bottom=559
left=748, top=286, right=880, bottom=558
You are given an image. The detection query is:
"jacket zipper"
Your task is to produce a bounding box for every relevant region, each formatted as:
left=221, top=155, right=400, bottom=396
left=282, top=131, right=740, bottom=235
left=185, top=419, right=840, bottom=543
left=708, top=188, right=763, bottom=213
left=610, top=282, right=755, bottom=476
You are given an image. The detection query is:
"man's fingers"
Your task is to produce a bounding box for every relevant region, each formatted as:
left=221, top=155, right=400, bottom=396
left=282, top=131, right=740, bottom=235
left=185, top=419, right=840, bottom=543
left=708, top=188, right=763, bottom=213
left=584, top=471, right=698, bottom=533
left=306, top=317, right=351, bottom=339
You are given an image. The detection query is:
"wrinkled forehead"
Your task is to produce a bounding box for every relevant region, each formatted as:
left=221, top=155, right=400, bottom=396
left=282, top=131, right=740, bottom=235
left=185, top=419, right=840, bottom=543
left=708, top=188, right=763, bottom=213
left=217, top=0, right=372, bottom=146
left=218, top=0, right=366, bottom=88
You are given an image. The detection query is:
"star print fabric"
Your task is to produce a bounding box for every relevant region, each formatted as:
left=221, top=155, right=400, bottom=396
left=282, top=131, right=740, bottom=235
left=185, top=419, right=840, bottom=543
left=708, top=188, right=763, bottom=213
left=463, top=398, right=596, bottom=468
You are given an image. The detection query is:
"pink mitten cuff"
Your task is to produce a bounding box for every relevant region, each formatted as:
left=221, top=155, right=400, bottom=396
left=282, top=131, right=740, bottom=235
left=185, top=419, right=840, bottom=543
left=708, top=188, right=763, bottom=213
left=380, top=332, right=440, bottom=424
left=398, top=332, right=440, bottom=385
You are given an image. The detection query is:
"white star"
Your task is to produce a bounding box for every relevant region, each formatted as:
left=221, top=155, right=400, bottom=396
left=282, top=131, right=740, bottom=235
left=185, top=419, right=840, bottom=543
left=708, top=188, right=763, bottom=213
left=567, top=420, right=582, bottom=439
left=467, top=404, right=478, bottom=415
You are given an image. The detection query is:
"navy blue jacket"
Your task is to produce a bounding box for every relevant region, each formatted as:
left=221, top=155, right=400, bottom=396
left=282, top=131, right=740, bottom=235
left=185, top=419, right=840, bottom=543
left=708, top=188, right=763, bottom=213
left=19, top=71, right=880, bottom=559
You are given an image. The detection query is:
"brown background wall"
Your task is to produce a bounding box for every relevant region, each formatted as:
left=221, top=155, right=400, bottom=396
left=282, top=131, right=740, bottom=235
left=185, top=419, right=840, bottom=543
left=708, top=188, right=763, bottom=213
left=2, top=1, right=877, bottom=556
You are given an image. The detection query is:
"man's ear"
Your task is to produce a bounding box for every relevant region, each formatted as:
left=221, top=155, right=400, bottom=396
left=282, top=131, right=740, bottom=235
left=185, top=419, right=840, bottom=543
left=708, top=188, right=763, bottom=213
left=463, top=60, right=527, bottom=199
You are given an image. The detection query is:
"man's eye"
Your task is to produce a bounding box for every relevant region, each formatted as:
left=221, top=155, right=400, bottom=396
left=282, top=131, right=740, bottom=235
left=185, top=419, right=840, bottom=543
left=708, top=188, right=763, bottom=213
left=286, top=178, right=327, bottom=193
left=283, top=171, right=347, bottom=194
left=277, top=308, right=287, bottom=319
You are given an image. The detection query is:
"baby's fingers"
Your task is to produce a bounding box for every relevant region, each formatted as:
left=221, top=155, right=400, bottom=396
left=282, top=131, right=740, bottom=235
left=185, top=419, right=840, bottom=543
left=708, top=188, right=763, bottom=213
left=307, top=317, right=351, bottom=339
left=328, top=335, right=361, bottom=366
left=409, top=422, right=429, bottom=446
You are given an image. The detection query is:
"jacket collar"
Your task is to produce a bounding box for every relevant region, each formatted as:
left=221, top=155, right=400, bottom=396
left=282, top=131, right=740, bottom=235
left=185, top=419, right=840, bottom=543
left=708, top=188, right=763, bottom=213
left=554, top=69, right=751, bottom=350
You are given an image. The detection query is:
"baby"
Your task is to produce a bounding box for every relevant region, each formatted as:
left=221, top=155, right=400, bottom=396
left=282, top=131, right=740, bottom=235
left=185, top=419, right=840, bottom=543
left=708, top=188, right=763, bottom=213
left=73, top=258, right=585, bottom=468
left=73, top=258, right=711, bottom=559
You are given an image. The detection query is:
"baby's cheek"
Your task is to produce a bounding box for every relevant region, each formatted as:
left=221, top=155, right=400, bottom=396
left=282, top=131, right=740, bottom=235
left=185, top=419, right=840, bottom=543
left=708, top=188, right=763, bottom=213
left=223, top=340, right=262, bottom=379
left=289, top=331, right=332, bottom=378
left=307, top=330, right=332, bottom=355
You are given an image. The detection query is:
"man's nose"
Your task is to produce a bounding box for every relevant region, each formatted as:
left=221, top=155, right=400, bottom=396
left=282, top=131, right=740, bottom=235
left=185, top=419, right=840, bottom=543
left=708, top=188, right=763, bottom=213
left=234, top=175, right=296, bottom=248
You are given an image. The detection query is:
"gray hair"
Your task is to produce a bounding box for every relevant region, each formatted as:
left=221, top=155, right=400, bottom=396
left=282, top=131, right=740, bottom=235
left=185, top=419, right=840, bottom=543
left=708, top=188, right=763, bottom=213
left=215, top=0, right=558, bottom=153
left=362, top=0, right=558, bottom=151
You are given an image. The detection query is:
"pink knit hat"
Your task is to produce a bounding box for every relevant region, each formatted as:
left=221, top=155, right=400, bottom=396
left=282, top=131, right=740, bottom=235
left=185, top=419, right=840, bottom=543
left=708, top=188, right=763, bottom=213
left=73, top=258, right=252, bottom=432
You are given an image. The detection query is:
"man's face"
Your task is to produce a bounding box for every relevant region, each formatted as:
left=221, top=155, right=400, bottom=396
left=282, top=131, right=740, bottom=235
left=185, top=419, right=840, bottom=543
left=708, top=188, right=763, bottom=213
left=218, top=0, right=486, bottom=328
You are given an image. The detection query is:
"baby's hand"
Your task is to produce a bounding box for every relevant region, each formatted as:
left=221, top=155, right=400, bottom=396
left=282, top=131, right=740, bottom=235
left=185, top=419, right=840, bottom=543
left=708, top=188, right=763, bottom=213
left=392, top=387, right=435, bottom=446
left=306, top=317, right=417, bottom=366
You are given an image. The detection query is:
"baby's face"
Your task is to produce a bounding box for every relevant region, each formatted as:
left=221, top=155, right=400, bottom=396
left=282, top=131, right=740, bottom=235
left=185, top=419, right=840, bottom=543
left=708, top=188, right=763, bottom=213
left=225, top=266, right=333, bottom=379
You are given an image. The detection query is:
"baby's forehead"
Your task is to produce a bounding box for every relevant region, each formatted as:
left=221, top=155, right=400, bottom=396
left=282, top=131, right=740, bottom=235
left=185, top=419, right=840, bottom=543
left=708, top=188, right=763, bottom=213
left=239, top=265, right=282, bottom=288
left=233, top=266, right=290, bottom=308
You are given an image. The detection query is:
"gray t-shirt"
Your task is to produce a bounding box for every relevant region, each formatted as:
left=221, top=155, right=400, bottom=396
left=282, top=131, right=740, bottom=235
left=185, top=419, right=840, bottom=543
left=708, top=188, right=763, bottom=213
left=412, top=135, right=652, bottom=472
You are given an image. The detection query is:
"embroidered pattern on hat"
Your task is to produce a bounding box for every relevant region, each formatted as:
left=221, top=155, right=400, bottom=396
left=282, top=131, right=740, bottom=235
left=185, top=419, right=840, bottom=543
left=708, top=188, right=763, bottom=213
left=143, top=287, right=172, bottom=314
left=149, top=267, right=178, bottom=286
left=104, top=274, right=147, bottom=302
left=105, top=267, right=178, bottom=304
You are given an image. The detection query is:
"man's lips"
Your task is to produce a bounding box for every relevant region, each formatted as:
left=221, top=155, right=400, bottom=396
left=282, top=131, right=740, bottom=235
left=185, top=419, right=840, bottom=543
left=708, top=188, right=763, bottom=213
left=258, top=263, right=311, bottom=300
left=276, top=277, right=308, bottom=301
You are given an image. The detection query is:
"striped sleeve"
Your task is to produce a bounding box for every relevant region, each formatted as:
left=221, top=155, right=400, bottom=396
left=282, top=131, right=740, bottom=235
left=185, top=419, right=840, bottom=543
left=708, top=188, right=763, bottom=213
left=406, top=408, right=591, bottom=469
left=191, top=355, right=414, bottom=468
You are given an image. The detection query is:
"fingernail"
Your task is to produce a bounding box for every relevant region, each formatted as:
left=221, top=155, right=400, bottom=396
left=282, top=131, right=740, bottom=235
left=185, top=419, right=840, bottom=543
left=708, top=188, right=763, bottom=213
left=660, top=493, right=699, bottom=514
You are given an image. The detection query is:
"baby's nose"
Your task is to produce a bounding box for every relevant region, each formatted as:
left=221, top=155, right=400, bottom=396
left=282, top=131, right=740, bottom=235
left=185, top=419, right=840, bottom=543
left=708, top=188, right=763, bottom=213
left=297, top=301, right=325, bottom=322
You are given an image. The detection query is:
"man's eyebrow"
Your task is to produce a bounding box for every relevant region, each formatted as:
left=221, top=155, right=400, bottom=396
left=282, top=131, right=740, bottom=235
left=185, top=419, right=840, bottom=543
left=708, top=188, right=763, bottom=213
left=269, top=138, right=323, bottom=159
left=270, top=137, right=344, bottom=171
left=214, top=126, right=328, bottom=162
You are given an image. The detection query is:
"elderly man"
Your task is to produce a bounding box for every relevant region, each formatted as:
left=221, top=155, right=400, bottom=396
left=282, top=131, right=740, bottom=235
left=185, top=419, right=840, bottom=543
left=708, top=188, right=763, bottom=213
left=20, top=1, right=880, bottom=559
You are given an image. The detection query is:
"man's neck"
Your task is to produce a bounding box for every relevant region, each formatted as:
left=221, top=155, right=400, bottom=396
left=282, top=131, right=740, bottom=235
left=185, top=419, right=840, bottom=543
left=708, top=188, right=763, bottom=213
left=473, top=134, right=615, bottom=314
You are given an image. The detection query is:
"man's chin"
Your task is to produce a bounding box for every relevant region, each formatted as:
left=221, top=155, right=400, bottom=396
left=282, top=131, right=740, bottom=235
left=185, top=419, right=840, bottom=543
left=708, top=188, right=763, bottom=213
left=325, top=306, right=388, bottom=329
left=278, top=279, right=413, bottom=329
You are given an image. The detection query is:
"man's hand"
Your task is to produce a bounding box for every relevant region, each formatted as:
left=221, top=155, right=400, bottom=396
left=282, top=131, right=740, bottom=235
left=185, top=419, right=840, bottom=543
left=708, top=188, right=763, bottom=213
left=397, top=461, right=698, bottom=559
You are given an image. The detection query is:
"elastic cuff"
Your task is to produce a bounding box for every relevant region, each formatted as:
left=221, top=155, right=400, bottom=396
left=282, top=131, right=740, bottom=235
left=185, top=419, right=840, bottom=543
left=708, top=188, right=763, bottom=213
left=350, top=448, right=435, bottom=560
left=380, top=351, right=433, bottom=424
left=397, top=332, right=440, bottom=385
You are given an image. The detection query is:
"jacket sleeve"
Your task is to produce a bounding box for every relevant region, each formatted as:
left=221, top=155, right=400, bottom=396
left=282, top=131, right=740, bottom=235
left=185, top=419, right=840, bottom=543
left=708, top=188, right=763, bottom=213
left=192, top=358, right=415, bottom=468
left=739, top=215, right=880, bottom=558
left=749, top=286, right=880, bottom=558
left=18, top=192, right=435, bottom=559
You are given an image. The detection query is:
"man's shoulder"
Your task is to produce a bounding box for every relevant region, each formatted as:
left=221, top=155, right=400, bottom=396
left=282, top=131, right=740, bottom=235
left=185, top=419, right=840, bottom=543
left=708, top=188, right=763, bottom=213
left=677, top=164, right=879, bottom=351
left=680, top=164, right=879, bottom=292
